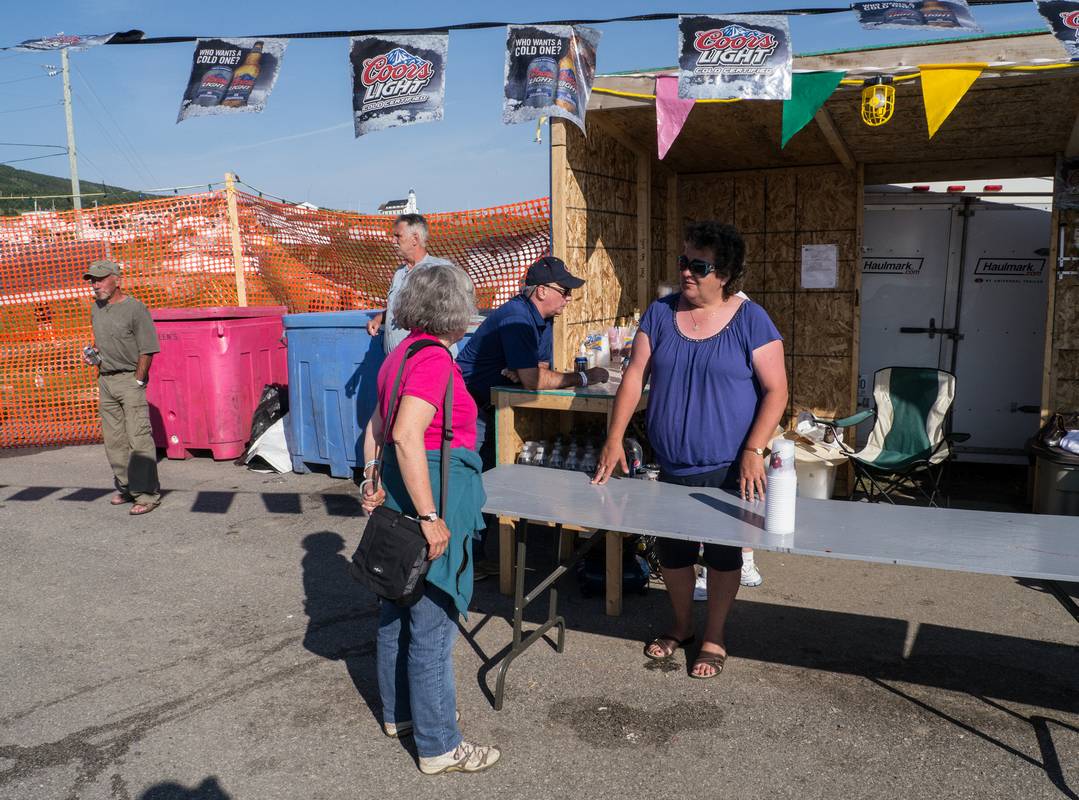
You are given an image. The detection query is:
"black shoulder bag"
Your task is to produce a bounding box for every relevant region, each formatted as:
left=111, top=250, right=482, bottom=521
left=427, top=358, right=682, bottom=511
left=350, top=340, right=454, bottom=607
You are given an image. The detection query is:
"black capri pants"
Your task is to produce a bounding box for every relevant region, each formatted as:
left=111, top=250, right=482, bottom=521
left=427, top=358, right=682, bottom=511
left=656, top=464, right=744, bottom=573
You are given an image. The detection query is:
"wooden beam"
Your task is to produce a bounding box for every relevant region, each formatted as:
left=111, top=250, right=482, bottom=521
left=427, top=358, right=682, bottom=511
left=813, top=107, right=856, bottom=172
left=865, top=156, right=1055, bottom=184
left=550, top=119, right=570, bottom=371
left=794, top=31, right=1061, bottom=73
left=636, top=152, right=652, bottom=313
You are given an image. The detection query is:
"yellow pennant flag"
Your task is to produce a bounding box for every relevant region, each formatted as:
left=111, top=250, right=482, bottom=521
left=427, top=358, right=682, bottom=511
left=919, top=63, right=986, bottom=138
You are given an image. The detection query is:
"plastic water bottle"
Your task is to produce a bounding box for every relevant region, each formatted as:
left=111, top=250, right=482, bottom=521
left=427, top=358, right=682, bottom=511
left=764, top=437, right=797, bottom=536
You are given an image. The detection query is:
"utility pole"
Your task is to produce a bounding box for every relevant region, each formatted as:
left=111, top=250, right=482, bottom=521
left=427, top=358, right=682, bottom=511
left=60, top=48, right=82, bottom=213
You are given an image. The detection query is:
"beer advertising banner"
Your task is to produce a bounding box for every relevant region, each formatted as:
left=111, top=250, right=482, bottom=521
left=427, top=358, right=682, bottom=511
left=853, top=0, right=982, bottom=31
left=349, top=33, right=448, bottom=138
left=677, top=15, right=792, bottom=101
left=177, top=38, right=287, bottom=122
left=1034, top=0, right=1079, bottom=60
left=502, top=24, right=600, bottom=133
left=10, top=32, right=125, bottom=52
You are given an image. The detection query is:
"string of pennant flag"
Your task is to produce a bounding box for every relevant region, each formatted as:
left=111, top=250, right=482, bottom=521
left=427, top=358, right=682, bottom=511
left=6, top=1, right=1079, bottom=147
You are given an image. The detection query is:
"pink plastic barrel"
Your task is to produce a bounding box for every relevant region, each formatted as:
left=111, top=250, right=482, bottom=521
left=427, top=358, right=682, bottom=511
left=147, top=306, right=288, bottom=460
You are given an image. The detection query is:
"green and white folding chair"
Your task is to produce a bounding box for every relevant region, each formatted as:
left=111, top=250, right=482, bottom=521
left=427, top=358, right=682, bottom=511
left=814, top=367, right=969, bottom=507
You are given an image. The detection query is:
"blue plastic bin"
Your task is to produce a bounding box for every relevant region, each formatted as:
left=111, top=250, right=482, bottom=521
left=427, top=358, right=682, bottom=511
left=283, top=310, right=384, bottom=478
left=283, top=310, right=482, bottom=478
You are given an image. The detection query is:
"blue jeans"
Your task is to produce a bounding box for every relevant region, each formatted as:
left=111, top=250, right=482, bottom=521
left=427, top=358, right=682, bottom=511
left=377, top=584, right=462, bottom=758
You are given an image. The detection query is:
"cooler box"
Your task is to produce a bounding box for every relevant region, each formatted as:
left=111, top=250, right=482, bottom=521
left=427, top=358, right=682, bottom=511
left=147, top=306, right=288, bottom=461
left=284, top=311, right=485, bottom=478
left=283, top=310, right=384, bottom=478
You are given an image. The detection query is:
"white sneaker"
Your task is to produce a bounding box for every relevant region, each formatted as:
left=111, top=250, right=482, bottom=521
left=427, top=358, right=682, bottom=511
left=693, top=572, right=708, bottom=601
left=418, top=740, right=502, bottom=775
left=740, top=561, right=763, bottom=587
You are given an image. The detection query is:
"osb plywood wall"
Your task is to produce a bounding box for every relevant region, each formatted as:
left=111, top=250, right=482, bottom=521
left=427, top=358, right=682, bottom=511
left=551, top=119, right=665, bottom=368
left=677, top=165, right=862, bottom=423
left=1048, top=207, right=1079, bottom=412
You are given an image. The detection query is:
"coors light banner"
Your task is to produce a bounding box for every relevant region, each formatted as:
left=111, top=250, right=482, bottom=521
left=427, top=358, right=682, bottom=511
left=853, top=0, right=981, bottom=31
left=502, top=25, right=600, bottom=133
left=177, top=38, right=286, bottom=123
left=350, top=33, right=448, bottom=138
left=10, top=32, right=132, bottom=52
left=1034, top=0, right=1079, bottom=60
left=677, top=15, right=792, bottom=101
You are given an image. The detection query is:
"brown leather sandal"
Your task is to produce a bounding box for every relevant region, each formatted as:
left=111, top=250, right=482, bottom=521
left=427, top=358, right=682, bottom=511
left=689, top=651, right=727, bottom=679
left=644, top=634, right=695, bottom=660
left=110, top=492, right=133, bottom=505
left=129, top=502, right=159, bottom=516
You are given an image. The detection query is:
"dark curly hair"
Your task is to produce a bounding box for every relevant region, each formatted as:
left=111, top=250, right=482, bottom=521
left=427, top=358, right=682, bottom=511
left=683, top=221, right=745, bottom=299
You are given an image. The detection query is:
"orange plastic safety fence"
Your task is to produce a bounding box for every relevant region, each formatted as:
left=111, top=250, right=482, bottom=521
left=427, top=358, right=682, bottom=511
left=0, top=191, right=551, bottom=448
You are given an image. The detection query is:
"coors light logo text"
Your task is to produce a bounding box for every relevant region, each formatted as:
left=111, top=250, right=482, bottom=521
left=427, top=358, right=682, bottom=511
left=693, top=24, right=778, bottom=66
left=361, top=47, right=434, bottom=102
left=1061, top=10, right=1079, bottom=35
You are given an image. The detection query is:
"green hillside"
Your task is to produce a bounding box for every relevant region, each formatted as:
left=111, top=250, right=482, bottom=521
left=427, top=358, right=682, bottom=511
left=0, top=165, right=154, bottom=215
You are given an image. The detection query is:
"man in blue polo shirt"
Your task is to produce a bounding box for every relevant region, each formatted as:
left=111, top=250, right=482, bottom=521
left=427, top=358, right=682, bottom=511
left=458, top=256, right=609, bottom=471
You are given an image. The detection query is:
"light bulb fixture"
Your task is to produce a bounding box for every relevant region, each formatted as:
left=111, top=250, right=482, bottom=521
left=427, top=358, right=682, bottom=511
left=861, top=76, right=895, bottom=127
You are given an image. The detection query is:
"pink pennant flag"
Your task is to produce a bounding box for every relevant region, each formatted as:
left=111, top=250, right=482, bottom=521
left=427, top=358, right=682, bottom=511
left=656, top=75, right=694, bottom=160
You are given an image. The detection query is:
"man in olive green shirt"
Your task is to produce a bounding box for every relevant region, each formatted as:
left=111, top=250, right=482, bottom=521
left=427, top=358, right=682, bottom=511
left=83, top=259, right=162, bottom=515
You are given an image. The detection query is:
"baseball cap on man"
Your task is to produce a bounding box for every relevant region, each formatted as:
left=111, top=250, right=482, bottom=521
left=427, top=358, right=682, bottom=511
left=84, top=259, right=121, bottom=280
left=524, top=256, right=585, bottom=290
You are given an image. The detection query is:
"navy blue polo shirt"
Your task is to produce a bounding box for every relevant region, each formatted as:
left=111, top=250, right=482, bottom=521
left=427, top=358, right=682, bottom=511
left=457, top=294, right=553, bottom=406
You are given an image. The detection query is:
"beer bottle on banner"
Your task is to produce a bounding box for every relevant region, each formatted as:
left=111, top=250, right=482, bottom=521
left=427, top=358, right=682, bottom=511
left=222, top=41, right=264, bottom=107
left=195, top=64, right=234, bottom=106
left=921, top=0, right=959, bottom=26
left=524, top=55, right=557, bottom=108
left=554, top=46, right=579, bottom=115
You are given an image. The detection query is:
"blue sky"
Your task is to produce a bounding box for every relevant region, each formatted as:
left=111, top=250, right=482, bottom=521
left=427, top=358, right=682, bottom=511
left=1, top=1, right=1047, bottom=212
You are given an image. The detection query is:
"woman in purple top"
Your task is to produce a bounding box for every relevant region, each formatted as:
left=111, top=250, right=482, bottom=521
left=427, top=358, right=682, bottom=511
left=595, top=221, right=788, bottom=679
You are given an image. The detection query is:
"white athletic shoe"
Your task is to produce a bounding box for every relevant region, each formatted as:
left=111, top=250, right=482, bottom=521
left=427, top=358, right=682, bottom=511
left=740, top=561, right=763, bottom=587
left=693, top=571, right=708, bottom=601
left=418, top=740, right=502, bottom=775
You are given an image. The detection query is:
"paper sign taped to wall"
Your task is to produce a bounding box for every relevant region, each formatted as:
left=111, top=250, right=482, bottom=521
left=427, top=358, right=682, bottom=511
left=801, top=244, right=838, bottom=288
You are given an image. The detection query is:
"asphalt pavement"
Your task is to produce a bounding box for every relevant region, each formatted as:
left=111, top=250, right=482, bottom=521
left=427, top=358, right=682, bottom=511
left=0, top=445, right=1076, bottom=800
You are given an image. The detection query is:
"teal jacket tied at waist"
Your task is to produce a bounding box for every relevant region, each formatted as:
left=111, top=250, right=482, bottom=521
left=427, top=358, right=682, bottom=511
left=380, top=446, right=486, bottom=619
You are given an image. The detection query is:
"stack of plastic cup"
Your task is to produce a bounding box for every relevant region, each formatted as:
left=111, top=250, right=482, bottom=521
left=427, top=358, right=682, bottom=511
left=764, top=437, right=797, bottom=536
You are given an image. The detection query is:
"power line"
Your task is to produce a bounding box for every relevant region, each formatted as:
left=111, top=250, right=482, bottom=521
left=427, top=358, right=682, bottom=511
left=97, top=1, right=1032, bottom=44
left=0, top=74, right=50, bottom=86
left=74, top=64, right=158, bottom=186
left=0, top=152, right=65, bottom=166
left=0, top=101, right=62, bottom=115
left=0, top=142, right=67, bottom=150
left=72, top=89, right=156, bottom=188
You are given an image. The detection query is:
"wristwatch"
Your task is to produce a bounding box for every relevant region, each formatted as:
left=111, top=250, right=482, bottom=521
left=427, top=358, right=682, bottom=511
left=417, top=512, right=438, bottom=522
left=135, top=378, right=146, bottom=387
left=744, top=447, right=765, bottom=456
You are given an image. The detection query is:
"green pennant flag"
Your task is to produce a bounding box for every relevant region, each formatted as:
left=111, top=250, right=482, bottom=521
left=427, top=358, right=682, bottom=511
left=781, top=71, right=845, bottom=148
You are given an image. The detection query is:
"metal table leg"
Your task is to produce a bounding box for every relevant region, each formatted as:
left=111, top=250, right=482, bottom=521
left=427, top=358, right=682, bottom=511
left=1045, top=580, right=1079, bottom=624
left=492, top=520, right=606, bottom=710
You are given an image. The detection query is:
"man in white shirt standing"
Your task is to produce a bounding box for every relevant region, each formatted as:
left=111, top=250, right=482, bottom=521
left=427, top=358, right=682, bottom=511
left=366, top=213, right=452, bottom=354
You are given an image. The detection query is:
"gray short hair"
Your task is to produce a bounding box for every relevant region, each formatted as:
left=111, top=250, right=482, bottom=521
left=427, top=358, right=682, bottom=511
left=394, top=263, right=476, bottom=337
left=394, top=213, right=429, bottom=246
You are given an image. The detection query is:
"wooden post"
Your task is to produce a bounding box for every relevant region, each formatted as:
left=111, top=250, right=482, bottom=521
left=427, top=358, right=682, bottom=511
left=636, top=153, right=652, bottom=313
left=666, top=174, right=680, bottom=286
left=224, top=172, right=248, bottom=307
left=550, top=120, right=570, bottom=370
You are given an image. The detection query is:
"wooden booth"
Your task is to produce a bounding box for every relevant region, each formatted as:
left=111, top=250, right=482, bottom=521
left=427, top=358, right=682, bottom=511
left=550, top=30, right=1079, bottom=426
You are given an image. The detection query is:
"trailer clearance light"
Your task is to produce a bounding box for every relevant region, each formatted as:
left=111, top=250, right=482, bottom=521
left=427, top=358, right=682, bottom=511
left=983, top=185, right=1003, bottom=192
left=912, top=185, right=931, bottom=191
left=947, top=185, right=966, bottom=192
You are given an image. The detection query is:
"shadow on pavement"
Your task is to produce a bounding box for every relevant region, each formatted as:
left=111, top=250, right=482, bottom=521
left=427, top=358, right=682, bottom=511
left=137, top=776, right=230, bottom=799
left=299, top=531, right=382, bottom=727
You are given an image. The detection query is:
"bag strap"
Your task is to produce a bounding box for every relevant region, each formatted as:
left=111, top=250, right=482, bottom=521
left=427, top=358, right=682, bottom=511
left=376, top=340, right=455, bottom=519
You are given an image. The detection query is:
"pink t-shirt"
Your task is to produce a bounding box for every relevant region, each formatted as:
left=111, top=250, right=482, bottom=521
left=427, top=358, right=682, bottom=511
left=377, top=331, right=477, bottom=451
